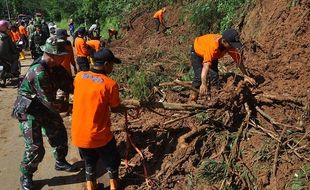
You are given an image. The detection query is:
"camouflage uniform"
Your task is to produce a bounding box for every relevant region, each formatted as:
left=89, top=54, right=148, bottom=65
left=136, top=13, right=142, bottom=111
left=12, top=58, right=73, bottom=176
left=30, top=31, right=45, bottom=60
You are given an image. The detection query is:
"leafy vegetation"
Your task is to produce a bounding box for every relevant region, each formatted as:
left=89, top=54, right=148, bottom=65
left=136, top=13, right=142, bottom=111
left=291, top=164, right=310, bottom=190
left=188, top=0, right=249, bottom=34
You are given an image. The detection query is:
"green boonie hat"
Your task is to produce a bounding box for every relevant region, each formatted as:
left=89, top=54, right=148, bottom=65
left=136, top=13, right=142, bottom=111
left=40, top=36, right=68, bottom=55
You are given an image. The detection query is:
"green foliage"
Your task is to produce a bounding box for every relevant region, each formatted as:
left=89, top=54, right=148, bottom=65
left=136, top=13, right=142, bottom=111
left=289, top=0, right=301, bottom=8
left=194, top=112, right=211, bottom=124
left=128, top=70, right=170, bottom=101
left=189, top=0, right=220, bottom=34
left=56, top=19, right=69, bottom=30
left=291, top=164, right=310, bottom=190
left=252, top=139, right=273, bottom=162
left=181, top=67, right=194, bottom=81
left=188, top=0, right=247, bottom=34
left=198, top=159, right=228, bottom=183
left=217, top=0, right=247, bottom=32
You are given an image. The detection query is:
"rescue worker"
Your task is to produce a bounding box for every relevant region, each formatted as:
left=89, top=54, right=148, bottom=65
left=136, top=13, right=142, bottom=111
left=12, top=36, right=78, bottom=190
left=71, top=48, right=123, bottom=190
left=10, top=24, right=25, bottom=60
left=153, top=7, right=166, bottom=32
left=19, top=21, right=28, bottom=49
left=55, top=29, right=77, bottom=103
left=86, top=36, right=104, bottom=65
left=0, top=20, right=19, bottom=79
left=108, top=28, right=118, bottom=43
left=30, top=24, right=45, bottom=60
left=189, top=28, right=256, bottom=102
left=86, top=36, right=103, bottom=52
left=75, top=27, right=90, bottom=71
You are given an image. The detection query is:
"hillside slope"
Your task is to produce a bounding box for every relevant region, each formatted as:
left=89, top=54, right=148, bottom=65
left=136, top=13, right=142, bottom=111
left=107, top=1, right=310, bottom=189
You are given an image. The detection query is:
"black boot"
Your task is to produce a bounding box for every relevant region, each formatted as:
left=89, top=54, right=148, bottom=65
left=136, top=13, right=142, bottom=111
left=20, top=175, right=34, bottom=190
left=55, top=159, right=79, bottom=172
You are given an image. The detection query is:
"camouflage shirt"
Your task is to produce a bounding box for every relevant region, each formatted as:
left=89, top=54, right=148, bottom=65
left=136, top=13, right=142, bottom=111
left=18, top=59, right=74, bottom=113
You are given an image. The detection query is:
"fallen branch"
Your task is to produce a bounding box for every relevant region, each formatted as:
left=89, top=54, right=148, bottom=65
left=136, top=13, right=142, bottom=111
left=122, top=99, right=208, bottom=111
left=220, top=103, right=251, bottom=189
left=255, top=93, right=303, bottom=106
left=286, top=143, right=310, bottom=161
left=177, top=125, right=209, bottom=149
left=250, top=120, right=280, bottom=142
left=272, top=125, right=287, bottom=178
left=255, top=106, right=303, bottom=131
left=159, top=79, right=199, bottom=93
left=163, top=111, right=202, bottom=125
left=292, top=130, right=310, bottom=149
left=210, top=131, right=229, bottom=160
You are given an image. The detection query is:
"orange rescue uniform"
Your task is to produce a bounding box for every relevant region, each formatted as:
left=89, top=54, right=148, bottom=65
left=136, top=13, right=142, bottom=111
left=74, top=37, right=89, bottom=57
left=193, top=34, right=240, bottom=65
left=19, top=25, right=28, bottom=37
left=71, top=71, right=121, bottom=148
left=153, top=9, right=165, bottom=23
left=86, top=40, right=101, bottom=52
left=61, top=42, right=75, bottom=74
left=10, top=31, right=21, bottom=43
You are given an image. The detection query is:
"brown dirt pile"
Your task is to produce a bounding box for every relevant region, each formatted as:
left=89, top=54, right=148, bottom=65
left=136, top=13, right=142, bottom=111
left=107, top=1, right=310, bottom=189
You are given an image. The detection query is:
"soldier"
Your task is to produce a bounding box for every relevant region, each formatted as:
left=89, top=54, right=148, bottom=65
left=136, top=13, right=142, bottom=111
left=41, top=19, right=50, bottom=42
left=12, top=36, right=78, bottom=190
left=30, top=24, right=45, bottom=60
left=55, top=29, right=77, bottom=105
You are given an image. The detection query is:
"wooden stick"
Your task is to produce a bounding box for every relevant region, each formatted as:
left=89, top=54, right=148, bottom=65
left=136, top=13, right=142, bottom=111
left=286, top=143, right=310, bottom=161
left=122, top=99, right=208, bottom=111
left=255, top=93, right=303, bottom=106
left=159, top=80, right=199, bottom=93
left=250, top=120, right=280, bottom=142
left=255, top=106, right=303, bottom=131
left=272, top=125, right=287, bottom=178
left=292, top=130, right=310, bottom=149
left=163, top=111, right=202, bottom=125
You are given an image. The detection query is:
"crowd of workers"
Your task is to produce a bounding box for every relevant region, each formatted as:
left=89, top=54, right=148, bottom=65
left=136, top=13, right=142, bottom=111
left=0, top=6, right=256, bottom=190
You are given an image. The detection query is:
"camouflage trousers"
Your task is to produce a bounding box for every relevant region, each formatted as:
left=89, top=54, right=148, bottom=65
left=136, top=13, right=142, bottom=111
left=18, top=113, right=68, bottom=176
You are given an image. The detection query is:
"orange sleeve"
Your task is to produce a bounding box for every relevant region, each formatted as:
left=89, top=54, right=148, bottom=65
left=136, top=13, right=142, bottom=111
left=202, top=46, right=215, bottom=64
left=154, top=10, right=163, bottom=21
left=75, top=38, right=89, bottom=57
left=109, top=82, right=120, bottom=108
left=19, top=26, right=28, bottom=36
left=228, top=48, right=241, bottom=64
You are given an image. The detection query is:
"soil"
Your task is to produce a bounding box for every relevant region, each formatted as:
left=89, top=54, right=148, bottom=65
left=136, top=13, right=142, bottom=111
left=0, top=0, right=309, bottom=190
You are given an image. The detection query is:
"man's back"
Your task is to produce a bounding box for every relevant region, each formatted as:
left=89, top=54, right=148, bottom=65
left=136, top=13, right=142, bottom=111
left=0, top=32, right=19, bottom=62
left=72, top=70, right=120, bottom=148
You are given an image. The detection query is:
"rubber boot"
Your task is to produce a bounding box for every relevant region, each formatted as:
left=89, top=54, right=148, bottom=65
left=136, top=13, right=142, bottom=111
left=110, top=179, right=118, bottom=190
left=20, top=175, right=34, bottom=190
left=188, top=90, right=198, bottom=104
left=19, top=51, right=26, bottom=60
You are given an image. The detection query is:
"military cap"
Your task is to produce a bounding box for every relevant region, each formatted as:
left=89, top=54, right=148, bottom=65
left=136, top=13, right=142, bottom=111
left=40, top=36, right=67, bottom=55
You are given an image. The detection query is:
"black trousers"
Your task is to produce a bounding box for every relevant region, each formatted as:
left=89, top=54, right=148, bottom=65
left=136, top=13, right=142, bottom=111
left=79, top=138, right=121, bottom=181
left=154, top=18, right=160, bottom=32
left=76, top=57, right=89, bottom=71
left=191, top=47, right=219, bottom=89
